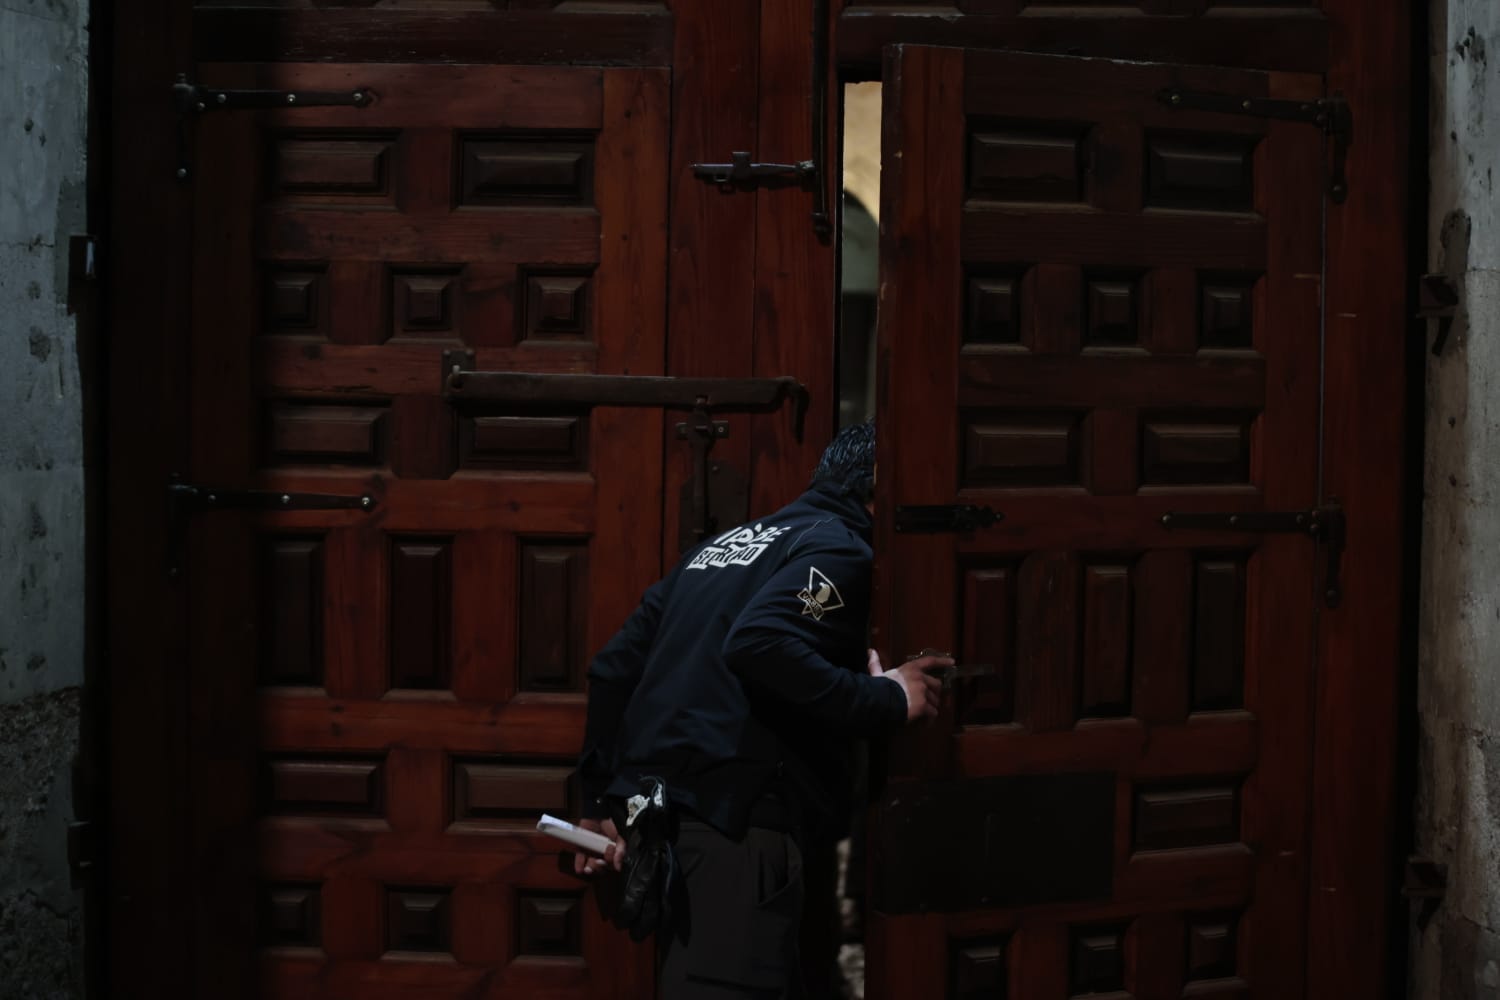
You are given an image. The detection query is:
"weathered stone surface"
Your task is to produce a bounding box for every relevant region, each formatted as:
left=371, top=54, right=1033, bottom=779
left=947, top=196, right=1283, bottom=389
left=0, top=688, right=83, bottom=1000
left=1415, top=3, right=1500, bottom=999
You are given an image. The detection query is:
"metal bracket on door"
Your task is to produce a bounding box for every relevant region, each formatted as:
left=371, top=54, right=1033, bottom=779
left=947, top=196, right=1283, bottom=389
left=687, top=0, right=832, bottom=237
left=440, top=353, right=811, bottom=550
left=893, top=504, right=1004, bottom=534
left=165, top=476, right=379, bottom=579
left=1159, top=503, right=1347, bottom=608
left=1157, top=88, right=1353, bottom=203
left=171, top=74, right=373, bottom=179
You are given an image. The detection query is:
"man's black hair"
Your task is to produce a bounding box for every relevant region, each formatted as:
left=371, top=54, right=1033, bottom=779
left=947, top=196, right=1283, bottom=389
left=810, top=419, right=875, bottom=502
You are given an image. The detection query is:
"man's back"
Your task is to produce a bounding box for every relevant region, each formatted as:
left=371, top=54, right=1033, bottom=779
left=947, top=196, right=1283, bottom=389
left=579, top=483, right=903, bottom=838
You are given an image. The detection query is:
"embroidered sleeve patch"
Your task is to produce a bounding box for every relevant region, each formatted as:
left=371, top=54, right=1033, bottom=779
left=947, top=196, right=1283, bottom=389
left=798, top=567, right=845, bottom=620
left=685, top=523, right=791, bottom=570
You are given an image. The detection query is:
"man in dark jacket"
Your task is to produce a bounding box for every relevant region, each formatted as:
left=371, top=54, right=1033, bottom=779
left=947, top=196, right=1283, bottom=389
left=575, top=421, right=948, bottom=998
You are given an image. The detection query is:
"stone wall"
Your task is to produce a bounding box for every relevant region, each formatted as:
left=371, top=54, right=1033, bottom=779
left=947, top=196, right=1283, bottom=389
left=0, top=0, right=91, bottom=995
left=1412, top=2, right=1500, bottom=998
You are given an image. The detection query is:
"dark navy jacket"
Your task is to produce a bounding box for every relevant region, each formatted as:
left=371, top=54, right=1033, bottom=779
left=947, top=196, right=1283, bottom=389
left=578, top=483, right=906, bottom=839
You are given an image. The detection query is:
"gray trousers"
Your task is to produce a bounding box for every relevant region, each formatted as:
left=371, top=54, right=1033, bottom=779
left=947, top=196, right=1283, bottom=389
left=657, top=821, right=805, bottom=999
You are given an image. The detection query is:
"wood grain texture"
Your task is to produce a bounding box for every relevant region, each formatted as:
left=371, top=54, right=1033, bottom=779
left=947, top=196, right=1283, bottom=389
left=195, top=8, right=672, bottom=65
left=1309, top=1, right=1412, bottom=996
left=662, top=0, right=759, bottom=565
left=870, top=42, right=1326, bottom=999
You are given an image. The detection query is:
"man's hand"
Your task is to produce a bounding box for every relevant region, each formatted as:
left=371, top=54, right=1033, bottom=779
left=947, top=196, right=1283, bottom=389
left=574, top=817, right=626, bottom=876
left=867, top=648, right=947, bottom=722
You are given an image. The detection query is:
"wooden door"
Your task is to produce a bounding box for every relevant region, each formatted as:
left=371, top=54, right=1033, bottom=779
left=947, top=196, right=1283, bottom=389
left=869, top=46, right=1327, bottom=999
left=182, top=63, right=667, bottom=999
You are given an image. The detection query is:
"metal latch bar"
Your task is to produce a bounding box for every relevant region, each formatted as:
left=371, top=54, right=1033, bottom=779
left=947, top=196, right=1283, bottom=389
left=441, top=355, right=810, bottom=442
left=690, top=151, right=815, bottom=187
left=893, top=505, right=1003, bottom=534
left=1157, top=88, right=1353, bottom=203
left=1160, top=503, right=1346, bottom=608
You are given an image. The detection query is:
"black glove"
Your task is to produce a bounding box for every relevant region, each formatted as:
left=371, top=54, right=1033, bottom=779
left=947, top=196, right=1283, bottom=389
left=612, top=777, right=680, bottom=941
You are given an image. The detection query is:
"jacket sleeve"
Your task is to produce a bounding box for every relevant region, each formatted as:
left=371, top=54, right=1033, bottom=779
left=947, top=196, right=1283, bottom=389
left=577, top=566, right=678, bottom=819
left=721, top=536, right=907, bottom=734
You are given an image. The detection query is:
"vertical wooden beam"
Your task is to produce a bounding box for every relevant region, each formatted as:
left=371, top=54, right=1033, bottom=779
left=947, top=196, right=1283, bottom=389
left=105, top=0, right=194, bottom=995
left=751, top=0, right=838, bottom=513
left=664, top=0, right=760, bottom=565
left=1311, top=0, right=1411, bottom=996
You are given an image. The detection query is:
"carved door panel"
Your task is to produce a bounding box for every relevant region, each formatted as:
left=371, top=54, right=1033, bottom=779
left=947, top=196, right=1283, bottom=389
left=869, top=46, right=1326, bottom=999
left=183, top=64, right=667, bottom=999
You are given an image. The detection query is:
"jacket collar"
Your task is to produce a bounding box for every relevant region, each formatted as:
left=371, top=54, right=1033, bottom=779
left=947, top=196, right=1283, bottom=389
left=801, top=483, right=873, bottom=542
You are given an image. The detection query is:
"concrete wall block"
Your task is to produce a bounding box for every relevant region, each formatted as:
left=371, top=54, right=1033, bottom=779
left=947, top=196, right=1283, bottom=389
left=0, top=686, right=82, bottom=1000
left=1416, top=3, right=1500, bottom=998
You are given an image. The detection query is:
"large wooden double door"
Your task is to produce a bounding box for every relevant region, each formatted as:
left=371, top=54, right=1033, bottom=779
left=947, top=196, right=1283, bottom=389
left=107, top=3, right=1407, bottom=999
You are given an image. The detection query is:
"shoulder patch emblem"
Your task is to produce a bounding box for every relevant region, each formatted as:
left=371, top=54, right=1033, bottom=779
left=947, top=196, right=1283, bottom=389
left=798, top=566, right=845, bottom=620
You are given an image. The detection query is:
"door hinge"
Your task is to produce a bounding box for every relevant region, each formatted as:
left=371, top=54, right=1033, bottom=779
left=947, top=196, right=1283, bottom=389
left=1403, top=857, right=1448, bottom=930
left=1157, top=88, right=1353, bottom=203
left=1418, top=272, right=1463, bottom=356
left=67, top=820, right=100, bottom=889
left=173, top=74, right=372, bottom=114
left=172, top=74, right=372, bottom=180
left=893, top=504, right=1003, bottom=534
left=165, top=476, right=379, bottom=579
left=440, top=354, right=810, bottom=551
left=1160, top=502, right=1346, bottom=608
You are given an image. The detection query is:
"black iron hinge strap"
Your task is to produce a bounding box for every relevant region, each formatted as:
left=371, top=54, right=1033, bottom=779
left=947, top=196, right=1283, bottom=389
left=173, top=75, right=372, bottom=114
left=893, top=505, right=1004, bottom=534
left=165, top=477, right=378, bottom=579
left=1157, top=88, right=1353, bottom=203
left=1160, top=504, right=1347, bottom=608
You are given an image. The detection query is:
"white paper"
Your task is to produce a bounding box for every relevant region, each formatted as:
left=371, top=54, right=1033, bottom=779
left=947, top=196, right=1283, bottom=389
left=537, top=814, right=613, bottom=856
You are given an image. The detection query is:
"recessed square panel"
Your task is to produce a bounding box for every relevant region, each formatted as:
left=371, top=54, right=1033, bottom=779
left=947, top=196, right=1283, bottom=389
left=459, top=414, right=588, bottom=472
left=458, top=135, right=595, bottom=206
left=264, top=757, right=385, bottom=817
left=265, top=401, right=389, bottom=467
left=385, top=886, right=451, bottom=954
left=1146, top=132, right=1257, bottom=212
left=1133, top=783, right=1240, bottom=852
left=1186, top=913, right=1240, bottom=982
left=270, top=133, right=395, bottom=199
left=1140, top=413, right=1252, bottom=486
left=263, top=266, right=326, bottom=333
left=951, top=936, right=1008, bottom=999
left=518, top=541, right=589, bottom=692
left=520, top=269, right=593, bottom=341
left=968, top=121, right=1087, bottom=202
left=1084, top=273, right=1141, bottom=347
left=259, top=535, right=325, bottom=687
left=1192, top=555, right=1247, bottom=711
left=452, top=759, right=576, bottom=823
left=959, top=566, right=1017, bottom=726
left=391, top=267, right=462, bottom=340
left=389, top=536, right=454, bottom=692
left=261, top=883, right=321, bottom=948
left=1080, top=561, right=1133, bottom=718
left=516, top=891, right=583, bottom=958
left=1199, top=274, right=1259, bottom=350
left=1069, top=923, right=1128, bottom=997
left=962, top=411, right=1083, bottom=488
left=965, top=272, right=1022, bottom=346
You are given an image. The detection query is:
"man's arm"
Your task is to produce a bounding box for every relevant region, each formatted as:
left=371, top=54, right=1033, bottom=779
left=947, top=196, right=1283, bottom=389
left=577, top=566, right=678, bottom=820
left=721, top=542, right=912, bottom=733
